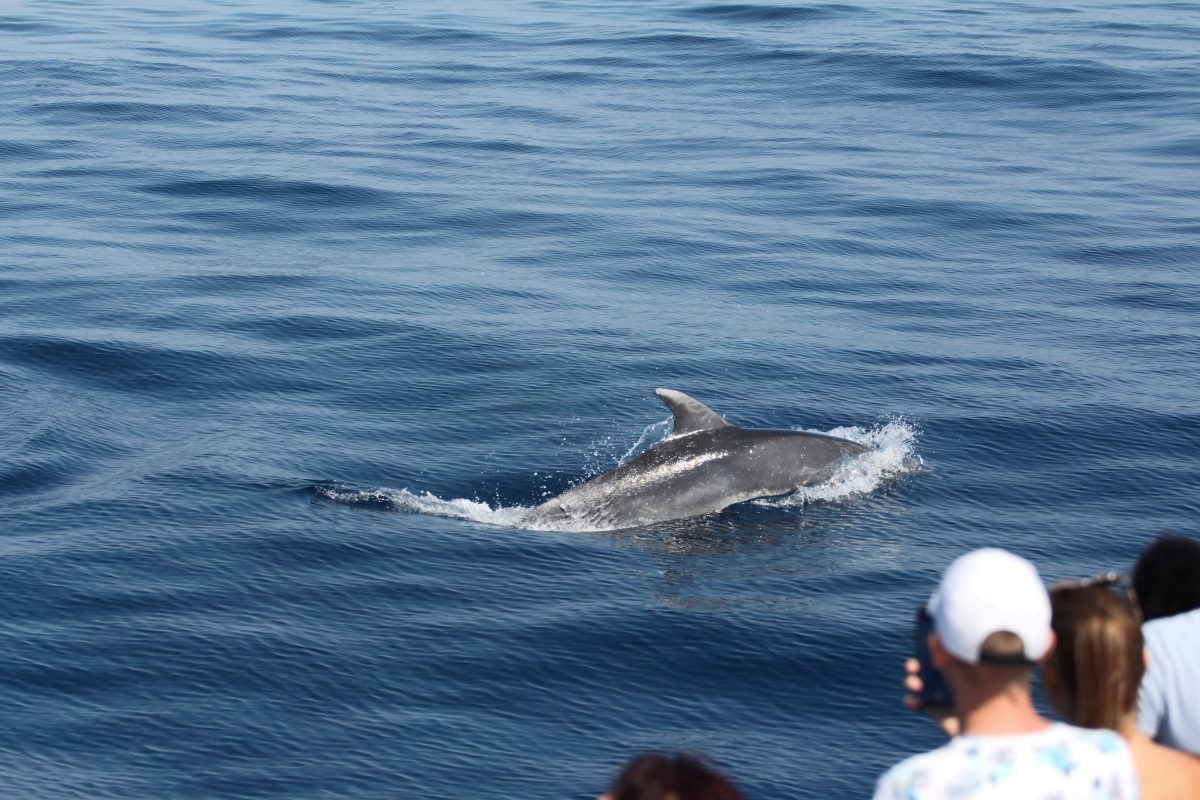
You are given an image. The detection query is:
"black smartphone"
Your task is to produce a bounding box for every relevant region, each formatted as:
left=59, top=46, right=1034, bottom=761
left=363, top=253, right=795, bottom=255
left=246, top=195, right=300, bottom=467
left=915, top=607, right=954, bottom=711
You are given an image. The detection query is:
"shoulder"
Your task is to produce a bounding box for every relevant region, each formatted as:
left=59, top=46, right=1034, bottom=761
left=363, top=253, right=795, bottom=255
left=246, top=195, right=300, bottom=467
left=872, top=737, right=1028, bottom=800
left=1144, top=607, right=1200, bottom=641
left=982, top=724, right=1134, bottom=777
left=1040, top=723, right=1131, bottom=761
left=1135, top=736, right=1200, bottom=791
left=1140, top=610, right=1200, bottom=690
left=873, top=745, right=957, bottom=800
left=1051, top=723, right=1127, bottom=750
left=1038, top=724, right=1139, bottom=791
left=874, top=726, right=1138, bottom=800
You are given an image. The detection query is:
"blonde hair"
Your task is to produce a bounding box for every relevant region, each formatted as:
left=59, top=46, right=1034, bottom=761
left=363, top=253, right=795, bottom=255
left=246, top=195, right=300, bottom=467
left=1048, top=584, right=1143, bottom=730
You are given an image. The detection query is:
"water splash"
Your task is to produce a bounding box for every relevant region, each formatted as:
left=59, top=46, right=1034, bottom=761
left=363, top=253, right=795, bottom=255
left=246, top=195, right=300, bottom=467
left=316, top=416, right=924, bottom=530
left=619, top=417, right=672, bottom=463
left=313, top=484, right=531, bottom=528
left=756, top=417, right=924, bottom=507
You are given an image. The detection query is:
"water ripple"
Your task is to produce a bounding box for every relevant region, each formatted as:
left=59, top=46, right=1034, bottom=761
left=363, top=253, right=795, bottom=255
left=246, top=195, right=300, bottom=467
left=680, top=3, right=866, bottom=23
left=2, top=1, right=1199, bottom=798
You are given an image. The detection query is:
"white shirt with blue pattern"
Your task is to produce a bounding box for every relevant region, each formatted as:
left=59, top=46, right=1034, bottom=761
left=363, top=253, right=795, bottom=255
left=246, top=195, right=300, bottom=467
left=873, top=723, right=1138, bottom=800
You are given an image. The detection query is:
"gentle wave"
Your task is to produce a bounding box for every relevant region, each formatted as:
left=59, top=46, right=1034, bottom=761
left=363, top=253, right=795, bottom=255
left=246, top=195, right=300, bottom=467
left=678, top=3, right=864, bottom=23
left=3, top=0, right=1199, bottom=796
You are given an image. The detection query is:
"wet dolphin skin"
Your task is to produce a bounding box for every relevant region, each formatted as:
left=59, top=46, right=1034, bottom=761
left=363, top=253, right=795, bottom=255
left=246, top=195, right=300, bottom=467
left=525, top=389, right=869, bottom=531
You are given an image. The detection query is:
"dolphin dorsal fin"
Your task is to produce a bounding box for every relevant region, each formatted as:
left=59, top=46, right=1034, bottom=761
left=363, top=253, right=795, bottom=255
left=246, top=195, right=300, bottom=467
left=655, top=388, right=731, bottom=436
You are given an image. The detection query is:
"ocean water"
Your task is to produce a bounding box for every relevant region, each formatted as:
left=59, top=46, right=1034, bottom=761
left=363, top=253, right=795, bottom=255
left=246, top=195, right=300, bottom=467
left=1, top=0, right=1197, bottom=797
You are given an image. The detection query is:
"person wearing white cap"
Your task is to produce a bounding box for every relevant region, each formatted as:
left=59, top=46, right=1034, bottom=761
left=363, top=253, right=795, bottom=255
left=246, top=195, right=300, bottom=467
left=873, top=548, right=1139, bottom=800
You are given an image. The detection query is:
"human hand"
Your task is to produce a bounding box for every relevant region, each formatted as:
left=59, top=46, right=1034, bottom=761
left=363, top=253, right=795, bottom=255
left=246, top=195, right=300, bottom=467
left=902, top=658, right=960, bottom=738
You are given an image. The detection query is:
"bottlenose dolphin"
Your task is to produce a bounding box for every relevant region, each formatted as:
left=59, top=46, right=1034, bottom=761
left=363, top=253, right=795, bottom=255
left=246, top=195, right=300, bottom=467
left=524, top=388, right=869, bottom=531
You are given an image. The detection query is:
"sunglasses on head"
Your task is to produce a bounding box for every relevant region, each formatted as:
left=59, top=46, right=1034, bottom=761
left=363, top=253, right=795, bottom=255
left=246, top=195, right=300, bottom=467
left=1050, top=572, right=1141, bottom=621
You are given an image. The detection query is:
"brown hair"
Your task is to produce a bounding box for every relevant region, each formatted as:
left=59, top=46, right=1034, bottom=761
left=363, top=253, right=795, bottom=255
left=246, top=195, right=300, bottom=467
left=979, top=630, right=1028, bottom=662
left=1048, top=584, right=1143, bottom=730
left=606, top=752, right=743, bottom=800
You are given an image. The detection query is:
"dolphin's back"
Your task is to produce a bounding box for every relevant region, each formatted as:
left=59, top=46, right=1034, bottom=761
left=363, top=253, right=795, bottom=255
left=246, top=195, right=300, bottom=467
left=525, top=404, right=867, bottom=531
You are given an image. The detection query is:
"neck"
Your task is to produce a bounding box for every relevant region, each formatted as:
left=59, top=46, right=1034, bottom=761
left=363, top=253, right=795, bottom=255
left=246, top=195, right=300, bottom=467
left=956, top=679, right=1049, bottom=736
left=1115, top=712, right=1143, bottom=743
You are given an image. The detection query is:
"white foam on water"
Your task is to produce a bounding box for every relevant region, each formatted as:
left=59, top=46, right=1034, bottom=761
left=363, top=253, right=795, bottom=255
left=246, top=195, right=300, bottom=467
left=317, top=417, right=923, bottom=530
left=755, top=416, right=924, bottom=507
left=314, top=484, right=532, bottom=529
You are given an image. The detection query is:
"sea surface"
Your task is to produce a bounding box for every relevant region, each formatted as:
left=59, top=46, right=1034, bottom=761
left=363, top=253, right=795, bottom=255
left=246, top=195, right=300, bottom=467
left=1, top=0, right=1197, bottom=797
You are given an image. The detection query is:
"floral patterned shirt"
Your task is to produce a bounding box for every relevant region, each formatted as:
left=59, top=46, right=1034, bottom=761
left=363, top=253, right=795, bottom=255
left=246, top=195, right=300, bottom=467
left=873, top=723, right=1138, bottom=800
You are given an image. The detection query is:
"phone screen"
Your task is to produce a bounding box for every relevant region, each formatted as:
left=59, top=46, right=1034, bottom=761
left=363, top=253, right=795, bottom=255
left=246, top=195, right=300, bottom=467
left=915, top=607, right=954, bottom=710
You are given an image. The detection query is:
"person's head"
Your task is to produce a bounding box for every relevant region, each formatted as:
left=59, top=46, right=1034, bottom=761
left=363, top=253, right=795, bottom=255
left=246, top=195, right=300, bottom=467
left=1044, top=581, right=1143, bottom=730
left=926, top=548, right=1053, bottom=699
left=600, top=752, right=743, bottom=800
left=1132, top=534, right=1200, bottom=621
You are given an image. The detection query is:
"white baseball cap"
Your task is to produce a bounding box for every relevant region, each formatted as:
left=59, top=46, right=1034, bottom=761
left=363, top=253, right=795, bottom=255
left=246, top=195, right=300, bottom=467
left=927, top=548, right=1052, bottom=664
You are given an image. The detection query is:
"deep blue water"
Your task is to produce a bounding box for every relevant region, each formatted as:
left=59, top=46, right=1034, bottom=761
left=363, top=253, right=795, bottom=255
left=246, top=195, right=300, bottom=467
left=2, top=0, right=1198, bottom=797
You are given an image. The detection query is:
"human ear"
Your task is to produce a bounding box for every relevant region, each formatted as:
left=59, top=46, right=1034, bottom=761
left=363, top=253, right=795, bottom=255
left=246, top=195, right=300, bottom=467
left=930, top=632, right=952, bottom=670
